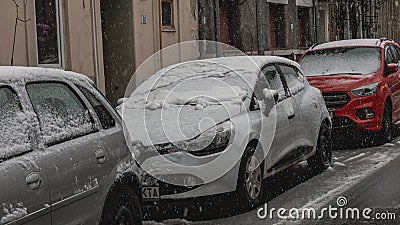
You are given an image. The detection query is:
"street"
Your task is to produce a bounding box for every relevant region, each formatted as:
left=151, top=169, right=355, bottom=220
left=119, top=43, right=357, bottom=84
left=144, top=137, right=400, bottom=225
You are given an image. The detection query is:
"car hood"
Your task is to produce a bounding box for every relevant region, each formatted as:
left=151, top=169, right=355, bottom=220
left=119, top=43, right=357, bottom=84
left=120, top=104, right=242, bottom=146
left=307, top=74, right=377, bottom=92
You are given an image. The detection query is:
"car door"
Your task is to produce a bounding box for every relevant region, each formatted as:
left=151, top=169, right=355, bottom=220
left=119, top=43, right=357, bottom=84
left=75, top=84, right=128, bottom=222
left=386, top=45, right=400, bottom=122
left=0, top=85, right=51, bottom=225
left=259, top=64, right=297, bottom=172
left=278, top=64, right=322, bottom=149
left=25, top=81, right=106, bottom=225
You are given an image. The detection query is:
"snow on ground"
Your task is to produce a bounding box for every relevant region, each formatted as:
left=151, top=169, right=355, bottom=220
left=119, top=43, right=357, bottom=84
left=343, top=153, right=366, bottom=162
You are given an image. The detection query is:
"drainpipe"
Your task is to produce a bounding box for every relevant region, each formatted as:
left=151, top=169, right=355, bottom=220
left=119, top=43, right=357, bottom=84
left=312, top=0, right=318, bottom=43
left=214, top=0, right=221, bottom=57
left=370, top=0, right=375, bottom=38
left=199, top=0, right=206, bottom=58
left=158, top=0, right=163, bottom=68
left=90, top=0, right=99, bottom=87
left=23, top=1, right=29, bottom=66
left=255, top=0, right=265, bottom=55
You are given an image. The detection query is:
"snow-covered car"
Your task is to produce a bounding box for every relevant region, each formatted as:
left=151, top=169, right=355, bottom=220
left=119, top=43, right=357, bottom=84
left=120, top=56, right=332, bottom=210
left=0, top=67, right=142, bottom=225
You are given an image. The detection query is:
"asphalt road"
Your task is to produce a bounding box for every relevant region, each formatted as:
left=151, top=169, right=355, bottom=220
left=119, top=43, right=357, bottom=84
left=346, top=153, right=400, bottom=209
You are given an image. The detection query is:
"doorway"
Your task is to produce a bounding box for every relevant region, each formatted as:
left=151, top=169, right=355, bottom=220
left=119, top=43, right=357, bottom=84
left=101, top=0, right=135, bottom=106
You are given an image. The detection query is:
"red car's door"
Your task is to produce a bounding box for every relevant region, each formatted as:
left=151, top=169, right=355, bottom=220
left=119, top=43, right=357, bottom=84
left=384, top=45, right=400, bottom=122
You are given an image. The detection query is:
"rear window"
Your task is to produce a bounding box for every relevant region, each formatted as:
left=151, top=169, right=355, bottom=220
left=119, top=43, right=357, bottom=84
left=300, top=47, right=381, bottom=77
left=0, top=87, right=31, bottom=161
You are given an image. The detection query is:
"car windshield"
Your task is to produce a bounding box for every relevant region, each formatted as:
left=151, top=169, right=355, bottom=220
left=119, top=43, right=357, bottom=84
left=300, top=47, right=381, bottom=77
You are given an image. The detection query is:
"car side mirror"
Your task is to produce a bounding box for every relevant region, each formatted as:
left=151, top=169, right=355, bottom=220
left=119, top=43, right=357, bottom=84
left=385, top=63, right=399, bottom=76
left=262, top=89, right=278, bottom=116
left=263, top=89, right=279, bottom=102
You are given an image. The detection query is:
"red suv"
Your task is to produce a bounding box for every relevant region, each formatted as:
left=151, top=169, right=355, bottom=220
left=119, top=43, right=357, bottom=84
left=299, top=38, right=400, bottom=142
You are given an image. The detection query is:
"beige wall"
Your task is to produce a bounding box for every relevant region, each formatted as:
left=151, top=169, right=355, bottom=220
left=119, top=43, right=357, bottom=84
left=133, top=0, right=199, bottom=87
left=65, top=0, right=95, bottom=78
left=0, top=0, right=199, bottom=96
left=0, top=0, right=105, bottom=92
left=0, top=0, right=34, bottom=66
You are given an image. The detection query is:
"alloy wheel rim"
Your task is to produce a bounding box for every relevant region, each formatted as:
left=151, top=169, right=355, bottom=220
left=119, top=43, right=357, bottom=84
left=245, top=156, right=262, bottom=200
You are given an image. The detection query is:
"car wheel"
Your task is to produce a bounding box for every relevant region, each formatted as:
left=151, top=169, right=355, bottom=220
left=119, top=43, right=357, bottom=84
left=308, top=123, right=332, bottom=173
left=100, top=185, right=142, bottom=225
left=379, top=104, right=393, bottom=144
left=236, top=145, right=265, bottom=209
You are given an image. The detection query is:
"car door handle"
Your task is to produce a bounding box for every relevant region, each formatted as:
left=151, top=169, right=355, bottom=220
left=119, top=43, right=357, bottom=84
left=288, top=113, right=295, bottom=119
left=95, top=149, right=107, bottom=164
left=26, top=172, right=42, bottom=190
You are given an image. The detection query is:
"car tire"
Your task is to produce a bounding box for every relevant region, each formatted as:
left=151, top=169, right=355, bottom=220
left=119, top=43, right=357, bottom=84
left=100, top=185, right=142, bottom=225
left=378, top=104, right=393, bottom=144
left=308, top=123, right=332, bottom=173
left=236, top=145, right=265, bottom=209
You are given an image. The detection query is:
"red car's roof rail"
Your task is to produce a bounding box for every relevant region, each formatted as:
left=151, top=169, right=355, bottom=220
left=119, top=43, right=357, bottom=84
left=378, top=37, right=394, bottom=45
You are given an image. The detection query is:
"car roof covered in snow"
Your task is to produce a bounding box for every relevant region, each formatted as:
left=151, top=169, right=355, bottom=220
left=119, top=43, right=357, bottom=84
left=0, top=66, right=93, bottom=85
left=311, top=39, right=391, bottom=50
left=124, top=55, right=299, bottom=102
left=201, top=55, right=300, bottom=71
left=152, top=55, right=300, bottom=83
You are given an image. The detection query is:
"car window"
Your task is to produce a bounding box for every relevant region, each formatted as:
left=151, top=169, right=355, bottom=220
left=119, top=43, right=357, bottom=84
left=0, top=86, right=31, bottom=161
left=26, top=82, right=96, bottom=146
left=78, top=86, right=116, bottom=129
left=261, top=65, right=287, bottom=101
left=395, top=46, right=400, bottom=60
left=389, top=45, right=400, bottom=63
left=278, top=65, right=304, bottom=95
left=385, top=46, right=395, bottom=64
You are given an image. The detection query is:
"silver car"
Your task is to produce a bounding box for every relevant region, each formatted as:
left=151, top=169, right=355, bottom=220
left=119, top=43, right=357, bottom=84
left=0, top=67, right=142, bottom=225
left=121, top=56, right=333, bottom=210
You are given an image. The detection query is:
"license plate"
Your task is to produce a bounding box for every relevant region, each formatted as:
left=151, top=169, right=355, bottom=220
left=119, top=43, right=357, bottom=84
left=142, top=187, right=160, bottom=200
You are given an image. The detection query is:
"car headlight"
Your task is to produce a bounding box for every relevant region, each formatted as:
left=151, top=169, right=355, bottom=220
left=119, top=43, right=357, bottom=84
left=188, top=120, right=234, bottom=156
left=156, top=120, right=235, bottom=156
left=350, top=83, right=379, bottom=97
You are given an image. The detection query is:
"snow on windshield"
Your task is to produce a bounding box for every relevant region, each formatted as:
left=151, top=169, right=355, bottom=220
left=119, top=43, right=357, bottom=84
left=300, top=47, right=381, bottom=76
left=120, top=59, right=258, bottom=110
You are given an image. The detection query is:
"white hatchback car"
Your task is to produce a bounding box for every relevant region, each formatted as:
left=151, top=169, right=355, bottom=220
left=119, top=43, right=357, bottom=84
left=120, top=56, right=332, bottom=210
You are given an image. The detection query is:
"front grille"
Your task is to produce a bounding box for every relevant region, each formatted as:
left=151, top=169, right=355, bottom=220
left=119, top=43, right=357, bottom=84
left=322, top=92, right=351, bottom=110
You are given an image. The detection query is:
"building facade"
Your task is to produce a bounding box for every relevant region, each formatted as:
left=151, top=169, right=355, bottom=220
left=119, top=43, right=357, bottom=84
left=0, top=0, right=198, bottom=105
left=199, top=0, right=316, bottom=59
left=316, top=0, right=399, bottom=42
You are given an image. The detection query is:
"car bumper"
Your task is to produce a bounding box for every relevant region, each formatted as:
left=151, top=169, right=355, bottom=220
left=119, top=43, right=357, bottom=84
left=331, top=94, right=384, bottom=133
left=140, top=142, right=242, bottom=201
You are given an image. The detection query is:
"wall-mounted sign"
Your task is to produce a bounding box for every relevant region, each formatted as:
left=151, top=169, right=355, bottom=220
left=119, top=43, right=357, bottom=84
left=141, top=15, right=148, bottom=24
